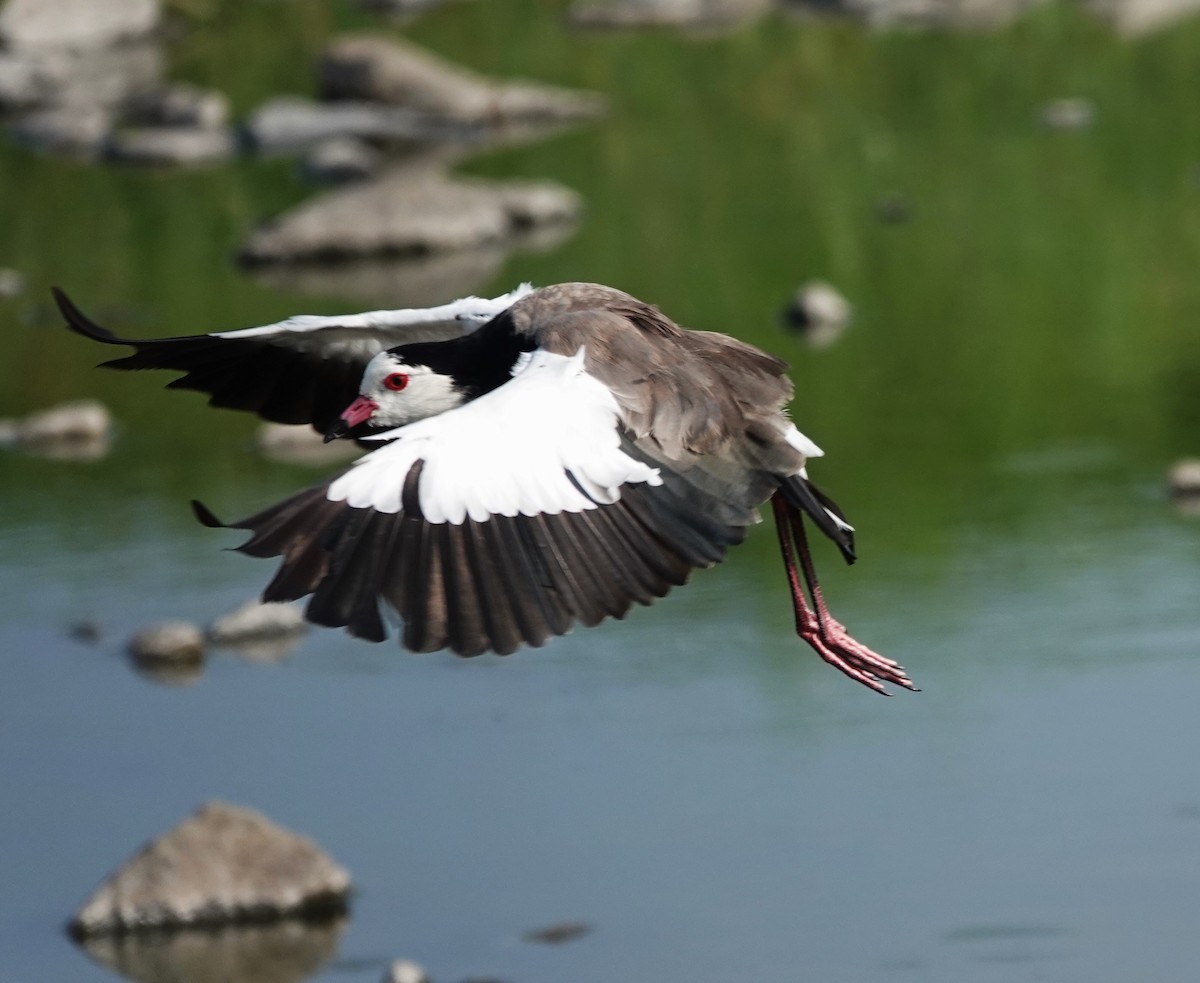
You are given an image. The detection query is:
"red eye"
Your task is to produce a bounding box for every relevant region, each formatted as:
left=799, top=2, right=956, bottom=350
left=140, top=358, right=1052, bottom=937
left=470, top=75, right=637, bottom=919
left=384, top=372, right=409, bottom=392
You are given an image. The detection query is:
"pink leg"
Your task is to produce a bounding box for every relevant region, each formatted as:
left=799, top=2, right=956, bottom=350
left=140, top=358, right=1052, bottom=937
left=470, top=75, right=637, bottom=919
left=771, top=495, right=917, bottom=695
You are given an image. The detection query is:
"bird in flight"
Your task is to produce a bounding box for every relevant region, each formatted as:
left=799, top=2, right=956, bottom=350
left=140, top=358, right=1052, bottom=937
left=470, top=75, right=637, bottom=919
left=54, top=282, right=915, bottom=694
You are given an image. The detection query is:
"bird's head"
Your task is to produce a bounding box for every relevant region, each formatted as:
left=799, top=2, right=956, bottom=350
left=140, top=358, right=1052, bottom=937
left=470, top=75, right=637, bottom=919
left=324, top=351, right=465, bottom=442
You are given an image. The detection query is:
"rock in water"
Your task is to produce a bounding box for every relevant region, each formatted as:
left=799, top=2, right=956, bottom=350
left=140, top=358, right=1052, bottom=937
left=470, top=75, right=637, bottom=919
left=381, top=959, right=430, bottom=983
left=319, top=35, right=604, bottom=125
left=0, top=0, right=160, bottom=51
left=70, top=802, right=352, bottom=937
left=126, top=621, right=204, bottom=668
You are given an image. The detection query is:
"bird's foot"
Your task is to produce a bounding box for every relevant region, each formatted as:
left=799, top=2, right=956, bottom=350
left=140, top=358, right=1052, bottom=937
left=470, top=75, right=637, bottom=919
left=797, top=615, right=918, bottom=695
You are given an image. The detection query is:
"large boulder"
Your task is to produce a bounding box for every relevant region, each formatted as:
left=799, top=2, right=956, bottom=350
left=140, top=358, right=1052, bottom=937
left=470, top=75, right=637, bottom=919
left=0, top=0, right=160, bottom=51
left=70, top=802, right=352, bottom=936
left=319, top=35, right=604, bottom=125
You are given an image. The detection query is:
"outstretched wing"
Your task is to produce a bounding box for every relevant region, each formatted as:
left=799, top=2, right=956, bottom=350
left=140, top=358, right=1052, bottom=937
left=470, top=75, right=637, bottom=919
left=54, top=284, right=533, bottom=433
left=196, top=348, right=763, bottom=656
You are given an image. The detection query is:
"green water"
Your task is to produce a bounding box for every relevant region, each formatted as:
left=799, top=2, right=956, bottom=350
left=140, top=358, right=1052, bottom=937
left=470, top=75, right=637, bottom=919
left=5, top=2, right=1200, bottom=981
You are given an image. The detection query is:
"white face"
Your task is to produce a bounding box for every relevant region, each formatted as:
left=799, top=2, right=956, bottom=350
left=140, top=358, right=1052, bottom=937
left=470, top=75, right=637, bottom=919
left=357, top=352, right=466, bottom=430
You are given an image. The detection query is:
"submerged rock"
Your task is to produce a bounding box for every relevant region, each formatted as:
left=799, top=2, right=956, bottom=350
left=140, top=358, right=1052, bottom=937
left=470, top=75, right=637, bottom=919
left=240, top=162, right=581, bottom=265
left=68, top=619, right=104, bottom=644
left=319, top=35, right=604, bottom=125
left=70, top=802, right=352, bottom=937
left=522, top=920, right=591, bottom=944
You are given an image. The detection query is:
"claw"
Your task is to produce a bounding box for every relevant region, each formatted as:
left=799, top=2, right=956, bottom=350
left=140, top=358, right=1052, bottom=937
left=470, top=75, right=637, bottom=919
left=772, top=492, right=917, bottom=695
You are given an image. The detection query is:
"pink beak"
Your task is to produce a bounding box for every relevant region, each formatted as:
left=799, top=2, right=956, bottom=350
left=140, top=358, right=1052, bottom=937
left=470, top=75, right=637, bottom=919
left=324, top=394, right=378, bottom=442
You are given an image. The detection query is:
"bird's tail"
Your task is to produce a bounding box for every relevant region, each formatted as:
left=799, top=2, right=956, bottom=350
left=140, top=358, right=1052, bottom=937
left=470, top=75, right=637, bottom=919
left=777, top=473, right=856, bottom=564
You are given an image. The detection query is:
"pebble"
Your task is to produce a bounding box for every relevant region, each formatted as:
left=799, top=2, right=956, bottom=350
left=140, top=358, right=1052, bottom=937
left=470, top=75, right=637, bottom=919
left=382, top=959, right=430, bottom=983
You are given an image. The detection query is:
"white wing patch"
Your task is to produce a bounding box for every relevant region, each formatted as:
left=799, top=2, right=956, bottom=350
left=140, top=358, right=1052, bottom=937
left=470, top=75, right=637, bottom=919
left=328, top=348, right=662, bottom=523
left=212, top=283, right=534, bottom=340
left=785, top=425, right=824, bottom=460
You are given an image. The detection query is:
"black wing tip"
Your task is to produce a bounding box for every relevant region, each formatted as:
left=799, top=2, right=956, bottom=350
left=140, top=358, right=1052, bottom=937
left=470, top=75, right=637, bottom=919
left=51, top=287, right=120, bottom=344
left=191, top=499, right=227, bottom=529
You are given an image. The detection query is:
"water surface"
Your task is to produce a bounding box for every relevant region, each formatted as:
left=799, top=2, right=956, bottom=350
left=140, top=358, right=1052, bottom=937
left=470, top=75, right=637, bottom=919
left=4, top=3, right=1200, bottom=981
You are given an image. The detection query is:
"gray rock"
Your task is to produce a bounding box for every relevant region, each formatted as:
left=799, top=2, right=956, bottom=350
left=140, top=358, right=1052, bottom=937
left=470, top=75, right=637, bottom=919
left=126, top=621, right=205, bottom=667
left=381, top=959, right=430, bottom=983
left=24, top=41, right=165, bottom=113
left=124, top=83, right=230, bottom=129
left=0, top=268, right=25, bottom=298
left=255, top=422, right=362, bottom=466
left=10, top=102, right=115, bottom=156
left=70, top=802, right=352, bottom=936
left=106, top=125, right=237, bottom=165
left=785, top=0, right=1042, bottom=28
left=240, top=163, right=582, bottom=265
left=0, top=0, right=160, bottom=51
left=783, top=281, right=852, bottom=348
left=17, top=399, right=113, bottom=444
left=243, top=96, right=439, bottom=154
left=1039, top=97, right=1096, bottom=130
left=302, top=136, right=384, bottom=185
left=1081, top=0, right=1200, bottom=34
left=0, top=52, right=54, bottom=108
left=1168, top=459, right=1200, bottom=496
left=571, top=0, right=770, bottom=27
left=208, top=599, right=309, bottom=648
left=319, top=35, right=605, bottom=125
left=77, top=910, right=346, bottom=983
